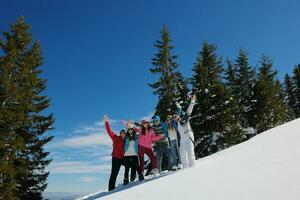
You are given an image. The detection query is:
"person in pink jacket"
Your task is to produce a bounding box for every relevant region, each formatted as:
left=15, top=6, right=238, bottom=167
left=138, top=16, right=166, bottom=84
left=136, top=119, right=161, bottom=175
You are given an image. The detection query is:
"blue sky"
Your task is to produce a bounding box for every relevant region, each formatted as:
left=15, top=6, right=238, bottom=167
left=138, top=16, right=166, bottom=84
left=1, top=0, right=300, bottom=194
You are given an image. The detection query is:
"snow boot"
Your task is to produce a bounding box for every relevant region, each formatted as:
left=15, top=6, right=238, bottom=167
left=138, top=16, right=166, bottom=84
left=123, top=178, right=129, bottom=185
left=138, top=174, right=144, bottom=181
left=151, top=168, right=159, bottom=176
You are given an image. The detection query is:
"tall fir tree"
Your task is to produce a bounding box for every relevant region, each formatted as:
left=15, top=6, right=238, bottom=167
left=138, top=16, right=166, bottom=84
left=249, top=55, right=288, bottom=133
left=191, top=42, right=243, bottom=158
left=283, top=73, right=296, bottom=120
left=0, top=17, right=54, bottom=200
left=233, top=49, right=256, bottom=128
left=149, top=25, right=180, bottom=121
left=292, top=64, right=300, bottom=118
left=224, top=59, right=245, bottom=138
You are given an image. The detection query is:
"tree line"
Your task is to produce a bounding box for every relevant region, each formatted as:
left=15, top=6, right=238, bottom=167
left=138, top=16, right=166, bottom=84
left=149, top=25, right=300, bottom=158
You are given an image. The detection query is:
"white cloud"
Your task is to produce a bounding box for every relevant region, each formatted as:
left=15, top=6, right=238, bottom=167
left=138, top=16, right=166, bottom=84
left=58, top=132, right=111, bottom=148
left=99, top=156, right=111, bottom=162
left=49, top=161, right=111, bottom=174
left=48, top=119, right=123, bottom=149
left=73, top=120, right=116, bottom=135
left=79, top=176, right=99, bottom=183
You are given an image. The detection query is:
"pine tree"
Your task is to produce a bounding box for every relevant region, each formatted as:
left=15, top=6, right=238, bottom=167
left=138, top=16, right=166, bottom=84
left=292, top=64, right=300, bottom=118
left=191, top=42, right=243, bottom=158
left=224, top=59, right=237, bottom=93
left=149, top=25, right=179, bottom=121
left=283, top=73, right=296, bottom=120
left=0, top=17, right=54, bottom=200
left=233, top=49, right=256, bottom=128
left=224, top=59, right=242, bottom=120
left=224, top=59, right=246, bottom=140
left=249, top=55, right=288, bottom=133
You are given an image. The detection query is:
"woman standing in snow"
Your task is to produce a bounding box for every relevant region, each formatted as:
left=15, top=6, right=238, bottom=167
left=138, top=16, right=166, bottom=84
left=166, top=115, right=181, bottom=169
left=123, top=123, right=144, bottom=184
left=173, top=94, right=197, bottom=168
left=136, top=119, right=161, bottom=175
left=104, top=115, right=126, bottom=191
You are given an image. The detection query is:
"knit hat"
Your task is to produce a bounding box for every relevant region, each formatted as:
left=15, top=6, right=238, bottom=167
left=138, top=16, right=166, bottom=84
left=127, top=123, right=135, bottom=130
left=141, top=119, right=149, bottom=124
left=153, top=115, right=160, bottom=122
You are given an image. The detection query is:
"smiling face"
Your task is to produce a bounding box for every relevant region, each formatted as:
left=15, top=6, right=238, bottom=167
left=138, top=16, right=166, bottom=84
left=119, top=130, right=126, bottom=139
left=153, top=120, right=160, bottom=126
left=142, top=121, right=149, bottom=128
left=128, top=128, right=134, bottom=134
left=173, top=114, right=180, bottom=121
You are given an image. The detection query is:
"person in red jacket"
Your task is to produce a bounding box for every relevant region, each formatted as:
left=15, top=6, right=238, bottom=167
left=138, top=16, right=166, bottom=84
left=104, top=114, right=125, bottom=191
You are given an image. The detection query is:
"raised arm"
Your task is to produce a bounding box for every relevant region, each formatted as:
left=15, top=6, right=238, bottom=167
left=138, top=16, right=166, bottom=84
left=104, top=115, right=117, bottom=141
left=175, top=101, right=182, bottom=115
left=150, top=128, right=163, bottom=142
left=186, top=94, right=196, bottom=116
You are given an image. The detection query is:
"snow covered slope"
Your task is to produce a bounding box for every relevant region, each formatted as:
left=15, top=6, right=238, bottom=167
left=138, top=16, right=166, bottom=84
left=83, top=118, right=300, bottom=200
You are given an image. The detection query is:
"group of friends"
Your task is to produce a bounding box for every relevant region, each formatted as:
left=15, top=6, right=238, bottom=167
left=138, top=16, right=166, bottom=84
left=104, top=95, right=197, bottom=191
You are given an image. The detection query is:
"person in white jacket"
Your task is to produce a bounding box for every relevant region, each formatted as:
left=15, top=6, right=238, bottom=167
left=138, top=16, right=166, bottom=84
left=173, top=94, right=196, bottom=168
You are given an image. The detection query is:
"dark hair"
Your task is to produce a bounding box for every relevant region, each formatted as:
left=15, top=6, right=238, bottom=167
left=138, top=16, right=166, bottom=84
left=119, top=129, right=126, bottom=135
left=126, top=129, right=136, bottom=141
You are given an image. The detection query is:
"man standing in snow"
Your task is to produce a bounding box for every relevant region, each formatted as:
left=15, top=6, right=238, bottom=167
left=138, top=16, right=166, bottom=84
left=173, top=94, right=196, bottom=168
left=152, top=116, right=173, bottom=172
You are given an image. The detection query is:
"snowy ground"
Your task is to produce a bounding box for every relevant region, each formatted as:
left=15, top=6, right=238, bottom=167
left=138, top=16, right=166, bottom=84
left=79, top=118, right=300, bottom=200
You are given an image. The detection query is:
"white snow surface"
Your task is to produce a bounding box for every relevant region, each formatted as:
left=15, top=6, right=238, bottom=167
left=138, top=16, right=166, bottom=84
left=82, top=118, right=300, bottom=200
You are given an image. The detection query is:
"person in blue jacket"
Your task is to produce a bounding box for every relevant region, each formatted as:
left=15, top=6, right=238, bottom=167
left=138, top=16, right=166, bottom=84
left=123, top=123, right=144, bottom=185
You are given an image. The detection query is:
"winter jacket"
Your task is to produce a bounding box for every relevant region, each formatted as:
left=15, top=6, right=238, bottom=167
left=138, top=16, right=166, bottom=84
left=137, top=128, right=162, bottom=149
left=105, top=121, right=125, bottom=159
left=152, top=123, right=169, bottom=144
left=166, top=120, right=181, bottom=147
left=124, top=134, right=139, bottom=155
left=176, top=99, right=196, bottom=143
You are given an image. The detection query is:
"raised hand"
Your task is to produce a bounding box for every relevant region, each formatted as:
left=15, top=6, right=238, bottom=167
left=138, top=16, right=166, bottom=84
left=192, top=94, right=197, bottom=101
left=103, top=114, right=109, bottom=122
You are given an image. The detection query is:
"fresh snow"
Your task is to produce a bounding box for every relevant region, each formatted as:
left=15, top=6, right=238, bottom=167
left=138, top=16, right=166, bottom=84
left=81, top=118, right=300, bottom=200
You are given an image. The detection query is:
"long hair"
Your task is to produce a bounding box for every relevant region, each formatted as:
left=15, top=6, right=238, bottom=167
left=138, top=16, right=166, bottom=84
left=126, top=129, right=136, bottom=141
left=141, top=125, right=151, bottom=135
left=167, top=120, right=174, bottom=131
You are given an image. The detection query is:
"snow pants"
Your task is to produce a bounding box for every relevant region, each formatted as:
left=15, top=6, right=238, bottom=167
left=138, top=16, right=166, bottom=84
left=138, top=145, right=157, bottom=173
left=179, top=139, right=195, bottom=168
left=108, top=157, right=124, bottom=191
left=124, top=155, right=143, bottom=182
